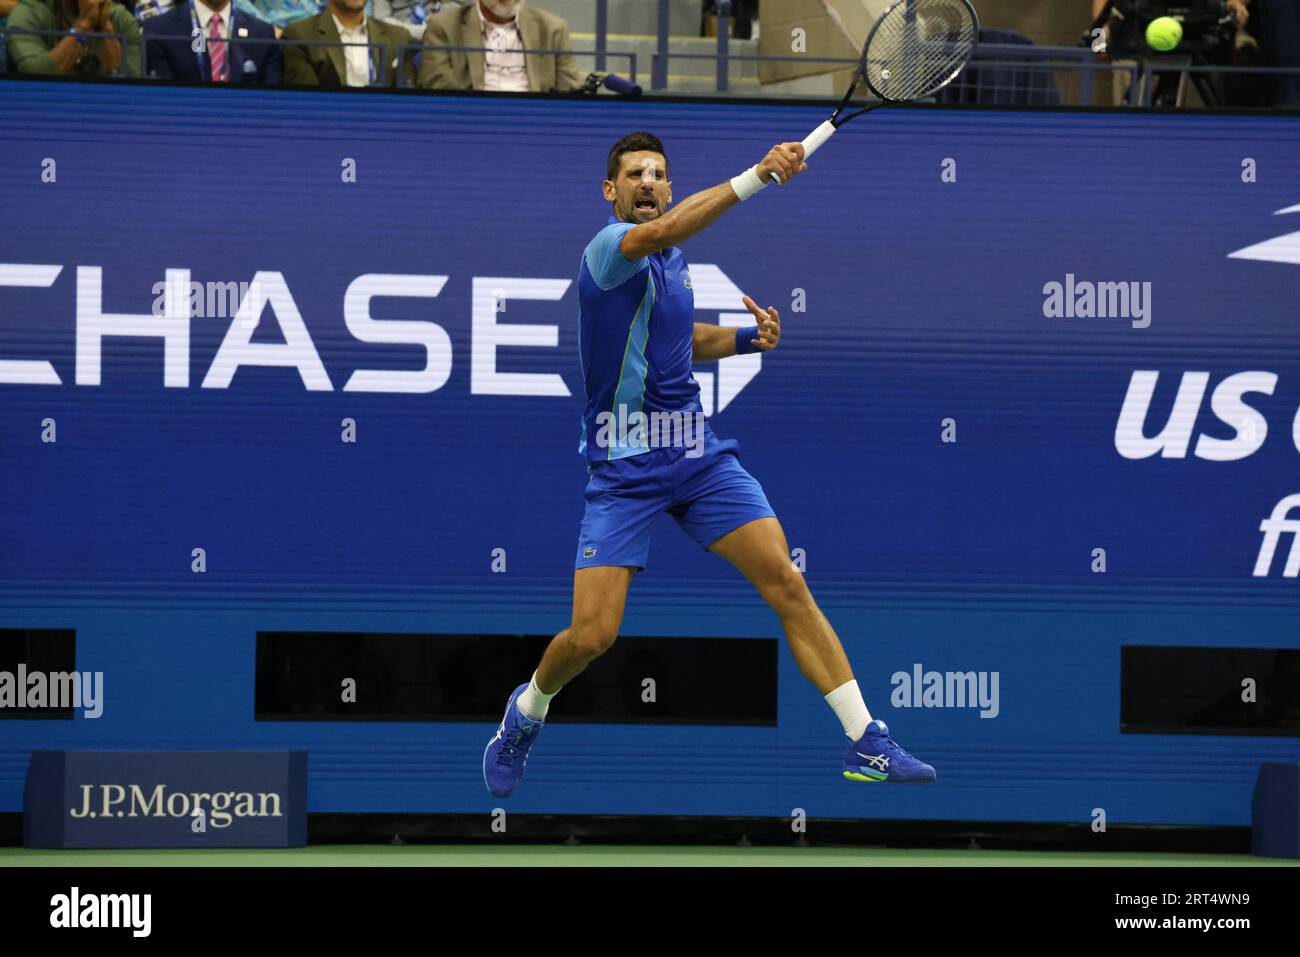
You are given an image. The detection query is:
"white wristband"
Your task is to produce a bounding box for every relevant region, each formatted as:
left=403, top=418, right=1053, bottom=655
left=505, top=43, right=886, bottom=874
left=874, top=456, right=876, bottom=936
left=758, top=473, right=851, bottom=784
left=729, top=165, right=768, bottom=202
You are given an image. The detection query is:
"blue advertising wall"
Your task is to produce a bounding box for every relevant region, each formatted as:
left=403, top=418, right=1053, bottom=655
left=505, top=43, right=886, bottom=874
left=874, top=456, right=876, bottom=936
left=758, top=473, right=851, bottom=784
left=1, top=82, right=1298, bottom=826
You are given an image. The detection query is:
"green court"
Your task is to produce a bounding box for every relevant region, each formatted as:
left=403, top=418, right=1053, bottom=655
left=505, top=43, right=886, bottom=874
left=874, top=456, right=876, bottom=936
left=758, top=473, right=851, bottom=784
left=2, top=846, right=1297, bottom=867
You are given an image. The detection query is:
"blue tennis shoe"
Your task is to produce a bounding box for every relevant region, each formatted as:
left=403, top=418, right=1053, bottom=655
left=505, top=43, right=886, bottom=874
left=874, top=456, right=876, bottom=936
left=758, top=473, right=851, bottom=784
left=843, top=719, right=936, bottom=783
left=483, top=683, right=545, bottom=798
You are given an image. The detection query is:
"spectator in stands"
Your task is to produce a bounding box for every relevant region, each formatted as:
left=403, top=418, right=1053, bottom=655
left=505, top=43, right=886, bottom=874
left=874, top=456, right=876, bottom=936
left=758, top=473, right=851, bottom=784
left=232, top=0, right=321, bottom=31
left=137, top=0, right=447, bottom=40
left=1258, top=0, right=1300, bottom=106
left=143, top=0, right=281, bottom=82
left=703, top=0, right=756, bottom=40
left=1, top=0, right=13, bottom=75
left=418, top=0, right=580, bottom=92
left=1, top=0, right=15, bottom=70
left=132, top=0, right=178, bottom=20
left=7, top=0, right=141, bottom=76
left=282, top=0, right=411, bottom=86
left=371, top=0, right=435, bottom=41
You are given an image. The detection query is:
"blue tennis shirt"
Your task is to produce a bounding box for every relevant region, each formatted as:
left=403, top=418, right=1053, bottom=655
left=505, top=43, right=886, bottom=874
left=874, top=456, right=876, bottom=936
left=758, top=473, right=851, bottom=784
left=577, top=216, right=704, bottom=461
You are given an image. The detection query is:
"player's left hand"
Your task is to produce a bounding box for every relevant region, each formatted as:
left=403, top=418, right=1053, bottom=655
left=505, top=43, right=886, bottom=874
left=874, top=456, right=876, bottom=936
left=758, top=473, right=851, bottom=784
left=741, top=295, right=780, bottom=351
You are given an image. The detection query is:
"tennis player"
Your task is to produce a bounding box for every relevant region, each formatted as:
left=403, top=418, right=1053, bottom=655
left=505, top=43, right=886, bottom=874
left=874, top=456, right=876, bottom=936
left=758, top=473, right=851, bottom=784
left=484, top=132, right=935, bottom=796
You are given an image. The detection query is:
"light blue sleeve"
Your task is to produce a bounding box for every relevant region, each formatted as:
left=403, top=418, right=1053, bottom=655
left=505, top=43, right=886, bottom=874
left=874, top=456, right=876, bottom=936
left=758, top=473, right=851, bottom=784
left=584, top=223, right=649, bottom=291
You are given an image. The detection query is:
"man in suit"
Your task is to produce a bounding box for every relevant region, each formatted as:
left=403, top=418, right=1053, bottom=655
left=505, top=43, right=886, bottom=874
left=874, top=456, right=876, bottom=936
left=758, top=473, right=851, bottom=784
left=143, top=0, right=281, bottom=83
left=282, top=0, right=412, bottom=87
left=418, top=0, right=580, bottom=92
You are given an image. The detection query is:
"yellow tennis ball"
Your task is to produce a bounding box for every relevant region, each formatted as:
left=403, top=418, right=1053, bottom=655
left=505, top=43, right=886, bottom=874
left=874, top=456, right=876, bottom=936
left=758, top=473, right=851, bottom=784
left=1145, top=16, right=1183, bottom=52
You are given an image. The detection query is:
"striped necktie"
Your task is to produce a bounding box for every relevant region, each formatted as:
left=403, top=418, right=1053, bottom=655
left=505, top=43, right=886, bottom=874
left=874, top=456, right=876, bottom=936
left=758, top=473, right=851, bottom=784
left=208, top=13, right=228, bottom=82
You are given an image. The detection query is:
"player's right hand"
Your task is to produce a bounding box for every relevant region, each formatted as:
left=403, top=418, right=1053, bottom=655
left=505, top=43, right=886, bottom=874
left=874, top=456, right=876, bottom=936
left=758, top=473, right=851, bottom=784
left=757, top=143, right=808, bottom=185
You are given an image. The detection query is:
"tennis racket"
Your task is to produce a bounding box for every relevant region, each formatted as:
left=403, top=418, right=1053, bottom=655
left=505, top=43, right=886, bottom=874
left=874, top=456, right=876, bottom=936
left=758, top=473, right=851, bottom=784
left=769, top=0, right=980, bottom=184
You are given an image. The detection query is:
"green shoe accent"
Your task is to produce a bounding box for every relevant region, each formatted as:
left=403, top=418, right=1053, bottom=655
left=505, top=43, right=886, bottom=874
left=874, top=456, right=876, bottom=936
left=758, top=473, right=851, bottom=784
left=843, top=770, right=887, bottom=782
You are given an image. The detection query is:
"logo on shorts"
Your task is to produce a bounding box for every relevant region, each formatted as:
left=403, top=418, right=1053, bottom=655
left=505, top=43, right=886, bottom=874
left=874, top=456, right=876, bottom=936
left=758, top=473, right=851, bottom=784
left=583, top=546, right=597, bottom=558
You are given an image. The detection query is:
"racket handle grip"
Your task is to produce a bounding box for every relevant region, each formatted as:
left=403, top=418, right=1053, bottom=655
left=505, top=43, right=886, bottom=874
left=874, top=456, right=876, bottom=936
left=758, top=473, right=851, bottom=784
left=768, top=120, right=837, bottom=185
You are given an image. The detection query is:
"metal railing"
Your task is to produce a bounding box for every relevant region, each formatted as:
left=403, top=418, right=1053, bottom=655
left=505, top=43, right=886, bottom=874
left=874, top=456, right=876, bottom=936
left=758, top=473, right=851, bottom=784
left=936, top=43, right=1122, bottom=107
left=648, top=32, right=1299, bottom=109
left=649, top=44, right=1131, bottom=103
left=1131, top=59, right=1300, bottom=108
left=649, top=4, right=1084, bottom=97
left=595, top=0, right=607, bottom=73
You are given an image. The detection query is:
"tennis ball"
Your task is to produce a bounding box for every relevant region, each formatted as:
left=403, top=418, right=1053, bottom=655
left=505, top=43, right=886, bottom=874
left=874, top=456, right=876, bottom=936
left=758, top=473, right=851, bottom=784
left=1145, top=16, right=1183, bottom=53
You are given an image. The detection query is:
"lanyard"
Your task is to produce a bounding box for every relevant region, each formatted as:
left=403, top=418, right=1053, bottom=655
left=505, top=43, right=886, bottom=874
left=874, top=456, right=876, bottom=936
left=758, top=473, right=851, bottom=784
left=343, top=20, right=378, bottom=85
left=190, top=1, right=234, bottom=80
left=340, top=21, right=378, bottom=84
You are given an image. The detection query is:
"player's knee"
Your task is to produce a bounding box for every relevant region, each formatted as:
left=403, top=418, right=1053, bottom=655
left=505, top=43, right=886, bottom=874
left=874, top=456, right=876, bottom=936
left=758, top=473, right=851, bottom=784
left=764, top=566, right=814, bottom=617
left=567, top=618, right=619, bottom=660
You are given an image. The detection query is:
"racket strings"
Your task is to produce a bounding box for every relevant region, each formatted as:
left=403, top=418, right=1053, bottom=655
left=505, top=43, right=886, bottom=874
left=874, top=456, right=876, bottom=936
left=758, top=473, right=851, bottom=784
left=870, top=27, right=972, bottom=100
left=863, top=0, right=978, bottom=102
left=886, top=35, right=974, bottom=97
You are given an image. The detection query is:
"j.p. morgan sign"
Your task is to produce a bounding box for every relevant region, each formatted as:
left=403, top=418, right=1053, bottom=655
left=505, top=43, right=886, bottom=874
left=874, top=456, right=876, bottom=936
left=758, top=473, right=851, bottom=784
left=24, top=750, right=306, bottom=848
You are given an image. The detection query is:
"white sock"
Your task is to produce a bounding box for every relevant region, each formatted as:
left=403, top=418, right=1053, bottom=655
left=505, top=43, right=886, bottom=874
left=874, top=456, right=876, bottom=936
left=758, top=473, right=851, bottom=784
left=825, top=679, right=873, bottom=741
left=516, top=672, right=555, bottom=722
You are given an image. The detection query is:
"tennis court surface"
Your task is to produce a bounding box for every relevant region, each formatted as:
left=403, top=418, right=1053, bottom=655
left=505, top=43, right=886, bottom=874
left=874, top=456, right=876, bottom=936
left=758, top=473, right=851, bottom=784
left=3, top=846, right=1298, bottom=867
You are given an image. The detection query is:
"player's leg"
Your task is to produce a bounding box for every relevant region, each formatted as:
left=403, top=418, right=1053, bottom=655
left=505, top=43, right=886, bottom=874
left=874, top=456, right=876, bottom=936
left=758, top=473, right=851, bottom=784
left=706, top=515, right=935, bottom=783
left=671, top=441, right=936, bottom=783
left=706, top=516, right=850, bottom=693
left=667, top=442, right=852, bottom=693
left=484, top=567, right=634, bottom=799
left=484, top=454, right=662, bottom=797
left=521, top=491, right=650, bottom=716
left=532, top=565, right=634, bottom=698
left=483, top=569, right=639, bottom=798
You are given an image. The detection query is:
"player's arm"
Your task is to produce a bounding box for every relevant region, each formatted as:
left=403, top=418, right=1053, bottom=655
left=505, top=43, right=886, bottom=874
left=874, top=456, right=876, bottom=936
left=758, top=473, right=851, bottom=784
left=619, top=143, right=807, bottom=260
left=691, top=322, right=738, bottom=362
left=691, top=296, right=782, bottom=361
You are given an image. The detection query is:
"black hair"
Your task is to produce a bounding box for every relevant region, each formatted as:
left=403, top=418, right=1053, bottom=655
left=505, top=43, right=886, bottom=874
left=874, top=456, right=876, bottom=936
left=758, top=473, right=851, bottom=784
left=605, top=131, right=667, bottom=182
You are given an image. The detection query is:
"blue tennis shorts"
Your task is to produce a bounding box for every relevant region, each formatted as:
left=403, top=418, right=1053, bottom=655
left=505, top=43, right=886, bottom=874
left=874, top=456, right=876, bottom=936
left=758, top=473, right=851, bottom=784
left=575, top=432, right=775, bottom=571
